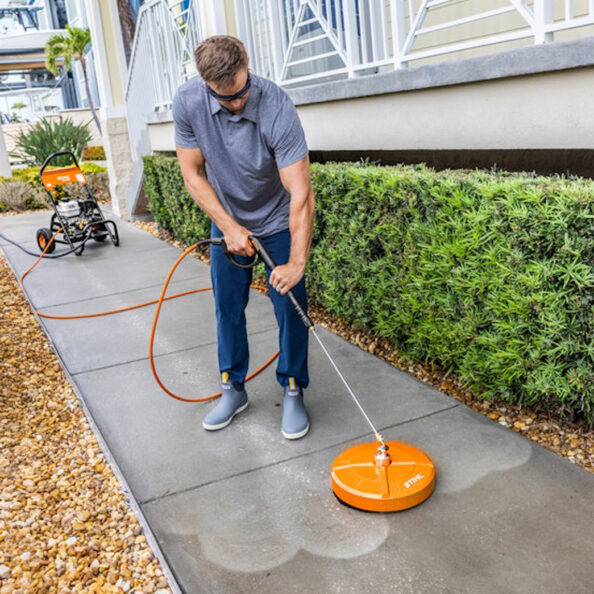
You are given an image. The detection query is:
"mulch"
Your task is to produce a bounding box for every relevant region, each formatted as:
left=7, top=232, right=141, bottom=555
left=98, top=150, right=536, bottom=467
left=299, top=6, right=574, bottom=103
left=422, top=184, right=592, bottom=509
left=0, top=252, right=172, bottom=594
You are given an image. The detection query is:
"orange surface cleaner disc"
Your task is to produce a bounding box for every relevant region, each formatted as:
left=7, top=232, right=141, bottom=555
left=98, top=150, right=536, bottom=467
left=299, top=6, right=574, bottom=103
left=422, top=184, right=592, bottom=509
left=331, top=441, right=435, bottom=512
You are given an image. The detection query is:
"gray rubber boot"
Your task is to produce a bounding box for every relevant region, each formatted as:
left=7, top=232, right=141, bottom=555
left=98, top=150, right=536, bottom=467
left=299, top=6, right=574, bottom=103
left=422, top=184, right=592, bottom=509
left=202, top=372, right=248, bottom=431
left=281, top=378, right=309, bottom=440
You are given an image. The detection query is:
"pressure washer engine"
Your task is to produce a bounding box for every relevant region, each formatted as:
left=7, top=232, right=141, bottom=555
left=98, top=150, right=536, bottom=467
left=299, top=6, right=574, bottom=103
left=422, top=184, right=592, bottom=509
left=35, top=151, right=119, bottom=256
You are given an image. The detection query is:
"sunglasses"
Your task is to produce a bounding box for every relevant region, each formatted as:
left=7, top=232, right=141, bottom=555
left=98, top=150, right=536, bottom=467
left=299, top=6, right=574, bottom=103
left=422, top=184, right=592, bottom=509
left=206, top=73, right=251, bottom=102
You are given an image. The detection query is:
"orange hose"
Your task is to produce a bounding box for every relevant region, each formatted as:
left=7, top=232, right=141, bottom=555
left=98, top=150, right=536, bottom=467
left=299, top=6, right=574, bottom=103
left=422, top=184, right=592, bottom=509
left=19, top=232, right=278, bottom=403
left=37, top=287, right=213, bottom=320
left=20, top=226, right=64, bottom=285
left=148, top=242, right=277, bottom=402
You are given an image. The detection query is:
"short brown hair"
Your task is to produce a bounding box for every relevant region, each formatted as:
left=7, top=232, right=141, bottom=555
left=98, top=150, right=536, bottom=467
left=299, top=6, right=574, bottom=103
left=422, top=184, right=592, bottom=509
left=194, top=36, right=248, bottom=86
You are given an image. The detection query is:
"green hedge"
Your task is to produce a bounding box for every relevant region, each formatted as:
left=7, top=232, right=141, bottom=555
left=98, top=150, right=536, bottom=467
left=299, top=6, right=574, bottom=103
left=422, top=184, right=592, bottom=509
left=143, top=156, right=210, bottom=244
left=142, top=156, right=594, bottom=423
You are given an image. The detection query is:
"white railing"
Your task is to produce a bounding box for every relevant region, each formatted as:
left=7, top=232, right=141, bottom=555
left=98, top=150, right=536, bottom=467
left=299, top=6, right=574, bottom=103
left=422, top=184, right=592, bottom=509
left=125, top=0, right=203, bottom=215
left=234, top=0, right=594, bottom=87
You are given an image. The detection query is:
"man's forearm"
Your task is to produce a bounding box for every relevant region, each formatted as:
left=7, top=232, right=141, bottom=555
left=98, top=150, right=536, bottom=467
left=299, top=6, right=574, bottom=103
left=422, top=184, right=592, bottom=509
left=183, top=171, right=256, bottom=256
left=183, top=172, right=236, bottom=234
left=288, top=188, right=315, bottom=271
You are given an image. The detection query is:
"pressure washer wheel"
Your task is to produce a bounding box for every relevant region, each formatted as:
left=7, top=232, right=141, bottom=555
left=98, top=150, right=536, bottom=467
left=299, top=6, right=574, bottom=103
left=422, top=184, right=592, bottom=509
left=331, top=440, right=435, bottom=512
left=91, top=223, right=108, bottom=242
left=36, top=228, right=55, bottom=254
left=89, top=220, right=119, bottom=246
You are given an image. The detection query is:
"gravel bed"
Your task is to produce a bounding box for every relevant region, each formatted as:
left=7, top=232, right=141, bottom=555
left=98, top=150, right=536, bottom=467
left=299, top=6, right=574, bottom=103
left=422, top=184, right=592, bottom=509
left=133, top=221, right=594, bottom=475
left=0, top=253, right=172, bottom=594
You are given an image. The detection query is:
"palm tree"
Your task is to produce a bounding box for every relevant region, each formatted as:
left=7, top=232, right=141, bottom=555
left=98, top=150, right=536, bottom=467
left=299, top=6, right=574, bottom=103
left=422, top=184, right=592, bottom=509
left=117, top=0, right=138, bottom=65
left=45, top=25, right=102, bottom=135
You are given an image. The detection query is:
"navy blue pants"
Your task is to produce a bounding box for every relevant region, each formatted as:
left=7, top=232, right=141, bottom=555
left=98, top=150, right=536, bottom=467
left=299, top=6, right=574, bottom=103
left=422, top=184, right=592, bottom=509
left=210, top=223, right=309, bottom=389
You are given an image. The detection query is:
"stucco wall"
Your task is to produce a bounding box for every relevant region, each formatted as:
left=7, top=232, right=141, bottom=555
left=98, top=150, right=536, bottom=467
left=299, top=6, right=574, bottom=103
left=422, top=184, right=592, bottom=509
left=147, top=63, right=594, bottom=155
left=294, top=67, right=594, bottom=151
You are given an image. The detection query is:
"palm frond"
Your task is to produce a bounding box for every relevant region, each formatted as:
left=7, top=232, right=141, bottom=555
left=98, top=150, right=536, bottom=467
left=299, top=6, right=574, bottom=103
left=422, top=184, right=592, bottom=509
left=45, top=33, right=69, bottom=74
left=44, top=26, right=102, bottom=136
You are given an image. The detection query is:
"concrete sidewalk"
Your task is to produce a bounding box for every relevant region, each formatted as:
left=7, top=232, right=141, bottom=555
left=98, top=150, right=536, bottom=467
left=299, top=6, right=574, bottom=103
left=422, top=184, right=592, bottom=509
left=2, top=210, right=593, bottom=594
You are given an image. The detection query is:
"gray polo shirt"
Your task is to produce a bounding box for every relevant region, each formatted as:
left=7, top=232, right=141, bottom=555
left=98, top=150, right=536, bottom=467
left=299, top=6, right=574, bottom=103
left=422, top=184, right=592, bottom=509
left=172, top=73, right=308, bottom=237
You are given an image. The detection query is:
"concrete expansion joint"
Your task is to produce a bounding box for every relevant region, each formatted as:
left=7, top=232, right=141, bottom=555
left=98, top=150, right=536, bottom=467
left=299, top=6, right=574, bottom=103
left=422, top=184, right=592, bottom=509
left=140, top=403, right=460, bottom=507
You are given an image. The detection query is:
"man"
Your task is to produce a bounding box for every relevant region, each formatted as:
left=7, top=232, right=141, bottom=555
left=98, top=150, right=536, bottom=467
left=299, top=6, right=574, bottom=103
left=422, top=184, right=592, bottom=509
left=172, top=35, right=315, bottom=439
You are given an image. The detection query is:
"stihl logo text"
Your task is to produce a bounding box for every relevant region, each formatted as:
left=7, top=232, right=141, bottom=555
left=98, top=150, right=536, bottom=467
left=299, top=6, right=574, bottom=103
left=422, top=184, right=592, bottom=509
left=404, top=473, right=424, bottom=489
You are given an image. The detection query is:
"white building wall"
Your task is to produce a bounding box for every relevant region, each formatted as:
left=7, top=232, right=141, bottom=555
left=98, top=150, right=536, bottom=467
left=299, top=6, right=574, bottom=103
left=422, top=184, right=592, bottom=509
left=297, top=67, right=594, bottom=152
left=145, top=65, right=594, bottom=154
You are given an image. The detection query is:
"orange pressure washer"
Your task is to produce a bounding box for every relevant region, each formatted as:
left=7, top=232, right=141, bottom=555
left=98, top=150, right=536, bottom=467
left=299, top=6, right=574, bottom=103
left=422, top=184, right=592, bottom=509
left=35, top=151, right=119, bottom=255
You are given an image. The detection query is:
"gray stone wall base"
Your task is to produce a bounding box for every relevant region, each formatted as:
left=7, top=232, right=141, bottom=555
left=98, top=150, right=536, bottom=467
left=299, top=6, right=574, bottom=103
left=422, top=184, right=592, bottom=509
left=0, top=125, right=11, bottom=177
left=103, top=116, right=133, bottom=220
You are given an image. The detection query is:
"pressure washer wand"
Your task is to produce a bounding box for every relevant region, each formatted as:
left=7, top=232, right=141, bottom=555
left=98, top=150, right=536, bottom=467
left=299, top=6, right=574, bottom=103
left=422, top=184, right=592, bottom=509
left=249, top=236, right=385, bottom=447
left=309, top=329, right=385, bottom=446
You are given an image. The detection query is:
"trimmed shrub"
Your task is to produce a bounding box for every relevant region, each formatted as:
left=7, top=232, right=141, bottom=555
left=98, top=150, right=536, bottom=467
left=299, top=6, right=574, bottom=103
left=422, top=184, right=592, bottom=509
left=142, top=156, right=594, bottom=424
left=82, top=145, right=106, bottom=160
left=142, top=155, right=210, bottom=244
left=6, top=162, right=106, bottom=185
left=0, top=181, right=46, bottom=212
left=0, top=163, right=109, bottom=211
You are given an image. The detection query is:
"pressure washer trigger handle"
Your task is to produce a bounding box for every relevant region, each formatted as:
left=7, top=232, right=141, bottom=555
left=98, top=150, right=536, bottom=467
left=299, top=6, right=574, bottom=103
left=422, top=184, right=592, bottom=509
left=248, top=235, right=276, bottom=269
left=249, top=235, right=314, bottom=330
left=216, top=236, right=260, bottom=269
